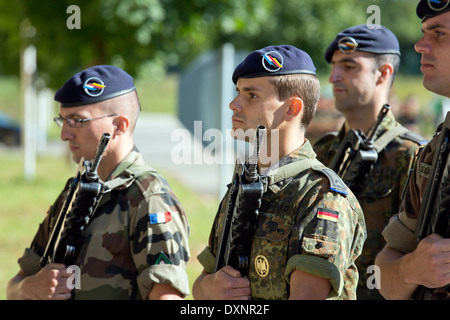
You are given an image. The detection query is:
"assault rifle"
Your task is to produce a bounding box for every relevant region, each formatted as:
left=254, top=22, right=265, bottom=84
left=214, top=125, right=266, bottom=277
left=40, top=132, right=110, bottom=267
left=329, top=104, right=390, bottom=195
left=414, top=112, right=450, bottom=300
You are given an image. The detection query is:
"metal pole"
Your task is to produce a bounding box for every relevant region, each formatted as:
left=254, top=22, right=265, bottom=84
left=218, top=43, right=235, bottom=198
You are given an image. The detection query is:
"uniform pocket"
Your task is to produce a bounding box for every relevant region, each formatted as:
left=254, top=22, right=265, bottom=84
left=250, top=213, right=294, bottom=299
left=301, top=235, right=338, bottom=263
left=254, top=213, right=294, bottom=241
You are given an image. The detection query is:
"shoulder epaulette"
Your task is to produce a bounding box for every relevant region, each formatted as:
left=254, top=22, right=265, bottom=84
left=311, top=165, right=349, bottom=196
left=263, top=159, right=349, bottom=196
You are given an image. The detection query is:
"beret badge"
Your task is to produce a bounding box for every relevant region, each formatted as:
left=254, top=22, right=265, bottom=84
left=83, top=77, right=106, bottom=97
left=428, top=0, right=449, bottom=11
left=262, top=51, right=284, bottom=72
left=338, top=37, right=359, bottom=53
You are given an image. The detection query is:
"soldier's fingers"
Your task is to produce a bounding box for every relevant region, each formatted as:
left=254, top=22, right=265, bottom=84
left=221, top=265, right=243, bottom=278
left=46, top=263, right=68, bottom=270
left=229, top=287, right=251, bottom=300
left=51, top=291, right=72, bottom=300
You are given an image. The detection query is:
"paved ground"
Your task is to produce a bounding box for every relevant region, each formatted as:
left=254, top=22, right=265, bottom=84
left=134, top=113, right=229, bottom=197
left=3, top=112, right=233, bottom=197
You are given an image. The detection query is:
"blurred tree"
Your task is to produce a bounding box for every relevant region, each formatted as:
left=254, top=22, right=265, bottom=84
left=0, top=0, right=422, bottom=89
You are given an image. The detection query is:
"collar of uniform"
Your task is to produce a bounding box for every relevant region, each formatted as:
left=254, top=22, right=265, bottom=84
left=103, top=147, right=144, bottom=192
left=336, top=109, right=397, bottom=146
left=108, top=147, right=142, bottom=179
left=372, top=109, right=396, bottom=138
left=262, top=139, right=317, bottom=173
left=261, top=139, right=316, bottom=193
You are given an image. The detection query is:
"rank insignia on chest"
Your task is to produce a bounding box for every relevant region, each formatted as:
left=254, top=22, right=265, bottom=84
left=149, top=212, right=171, bottom=224
left=317, top=208, right=339, bottom=223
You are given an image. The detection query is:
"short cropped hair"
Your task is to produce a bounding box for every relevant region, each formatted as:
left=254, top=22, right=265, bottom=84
left=269, top=74, right=321, bottom=128
left=373, top=54, right=400, bottom=88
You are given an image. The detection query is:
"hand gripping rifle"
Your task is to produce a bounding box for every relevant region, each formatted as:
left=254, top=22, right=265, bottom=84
left=329, top=104, right=390, bottom=195
left=40, top=132, right=111, bottom=267
left=414, top=112, right=450, bottom=300
left=214, top=125, right=266, bottom=277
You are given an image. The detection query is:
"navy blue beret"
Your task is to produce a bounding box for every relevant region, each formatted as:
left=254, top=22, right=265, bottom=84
left=54, top=65, right=135, bottom=108
left=325, top=24, right=400, bottom=63
left=417, top=0, right=450, bottom=20
left=232, top=45, right=316, bottom=84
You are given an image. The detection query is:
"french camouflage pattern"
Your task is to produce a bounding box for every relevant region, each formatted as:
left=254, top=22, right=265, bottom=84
left=204, top=140, right=366, bottom=300
left=19, top=148, right=190, bottom=299
left=313, top=111, right=423, bottom=292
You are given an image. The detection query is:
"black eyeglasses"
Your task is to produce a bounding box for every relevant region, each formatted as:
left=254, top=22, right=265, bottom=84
left=54, top=114, right=118, bottom=128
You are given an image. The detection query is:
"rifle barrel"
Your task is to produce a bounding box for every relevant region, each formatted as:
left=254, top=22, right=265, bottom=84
left=245, top=125, right=266, bottom=183
left=86, top=133, right=110, bottom=181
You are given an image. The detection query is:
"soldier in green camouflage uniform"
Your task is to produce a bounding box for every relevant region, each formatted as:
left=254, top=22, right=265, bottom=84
left=193, top=45, right=366, bottom=300
left=7, top=65, right=190, bottom=300
left=313, top=25, right=426, bottom=299
left=375, top=0, right=450, bottom=300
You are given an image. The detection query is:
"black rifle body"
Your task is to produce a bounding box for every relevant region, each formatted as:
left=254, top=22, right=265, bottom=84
left=329, top=104, right=390, bottom=195
left=214, top=126, right=266, bottom=277
left=40, top=132, right=110, bottom=267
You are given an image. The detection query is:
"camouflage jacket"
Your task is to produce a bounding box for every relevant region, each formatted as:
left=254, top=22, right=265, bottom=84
left=313, top=111, right=425, bottom=291
left=382, top=123, right=448, bottom=299
left=198, top=140, right=366, bottom=300
left=18, top=148, right=190, bottom=299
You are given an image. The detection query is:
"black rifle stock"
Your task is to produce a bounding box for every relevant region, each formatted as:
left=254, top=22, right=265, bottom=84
left=40, top=132, right=111, bottom=267
left=329, top=104, right=390, bottom=195
left=414, top=112, right=450, bottom=300
left=214, top=125, right=266, bottom=276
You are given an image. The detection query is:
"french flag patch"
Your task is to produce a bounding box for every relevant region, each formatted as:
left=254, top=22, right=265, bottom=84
left=149, top=212, right=171, bottom=224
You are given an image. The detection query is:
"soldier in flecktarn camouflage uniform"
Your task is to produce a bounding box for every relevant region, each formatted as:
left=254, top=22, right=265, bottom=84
left=6, top=65, right=190, bottom=300
left=314, top=25, right=427, bottom=299
left=192, top=45, right=367, bottom=300
left=375, top=0, right=450, bottom=300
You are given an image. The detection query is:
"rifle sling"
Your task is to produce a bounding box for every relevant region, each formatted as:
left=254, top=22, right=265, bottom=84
left=262, top=158, right=347, bottom=196
left=372, top=126, right=409, bottom=153
left=263, top=159, right=321, bottom=188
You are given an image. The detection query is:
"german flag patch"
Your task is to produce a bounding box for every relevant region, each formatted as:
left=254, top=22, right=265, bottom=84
left=317, top=208, right=339, bottom=223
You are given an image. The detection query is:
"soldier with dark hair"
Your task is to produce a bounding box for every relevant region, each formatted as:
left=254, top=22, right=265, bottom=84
left=313, top=25, right=427, bottom=299
left=6, top=65, right=190, bottom=300
left=376, top=0, right=450, bottom=300
left=193, top=45, right=366, bottom=300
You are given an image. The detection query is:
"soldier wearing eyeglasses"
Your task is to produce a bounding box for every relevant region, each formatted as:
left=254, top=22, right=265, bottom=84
left=6, top=65, right=190, bottom=300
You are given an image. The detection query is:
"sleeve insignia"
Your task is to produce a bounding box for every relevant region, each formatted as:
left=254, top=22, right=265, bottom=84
left=317, top=207, right=339, bottom=223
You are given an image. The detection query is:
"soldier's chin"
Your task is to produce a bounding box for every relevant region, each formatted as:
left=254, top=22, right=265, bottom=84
left=71, top=152, right=82, bottom=164
left=230, top=128, right=254, bottom=143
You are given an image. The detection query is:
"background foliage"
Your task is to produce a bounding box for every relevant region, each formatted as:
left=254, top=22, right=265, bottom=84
left=0, top=0, right=422, bottom=89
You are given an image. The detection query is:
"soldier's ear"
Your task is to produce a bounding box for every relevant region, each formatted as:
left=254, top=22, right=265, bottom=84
left=285, top=97, right=303, bottom=121
left=377, top=63, right=394, bottom=86
left=114, top=115, right=130, bottom=135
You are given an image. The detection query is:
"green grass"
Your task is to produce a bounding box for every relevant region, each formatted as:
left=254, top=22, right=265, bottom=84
left=135, top=73, right=179, bottom=114
left=0, top=152, right=217, bottom=300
